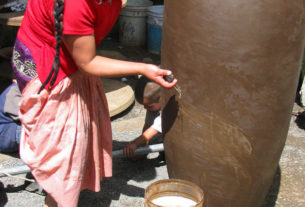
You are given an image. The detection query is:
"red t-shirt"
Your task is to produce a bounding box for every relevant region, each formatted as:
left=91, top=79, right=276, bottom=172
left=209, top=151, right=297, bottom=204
left=17, top=0, right=122, bottom=89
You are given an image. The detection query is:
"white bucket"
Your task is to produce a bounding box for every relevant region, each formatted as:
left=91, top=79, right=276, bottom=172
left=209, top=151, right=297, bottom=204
left=119, top=0, right=153, bottom=47
left=147, top=5, right=164, bottom=54
left=147, top=5, right=164, bottom=27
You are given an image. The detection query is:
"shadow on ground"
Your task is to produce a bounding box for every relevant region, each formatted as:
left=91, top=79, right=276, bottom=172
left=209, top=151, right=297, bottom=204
left=295, top=111, right=305, bottom=130
left=78, top=140, right=166, bottom=207
left=0, top=182, right=8, bottom=206
left=261, top=166, right=281, bottom=207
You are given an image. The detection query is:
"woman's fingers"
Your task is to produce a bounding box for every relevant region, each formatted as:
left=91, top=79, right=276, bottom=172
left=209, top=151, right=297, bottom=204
left=144, top=65, right=178, bottom=89
left=158, top=76, right=178, bottom=89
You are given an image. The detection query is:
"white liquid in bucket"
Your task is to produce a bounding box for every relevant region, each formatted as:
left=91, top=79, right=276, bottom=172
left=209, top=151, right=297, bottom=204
left=152, top=195, right=197, bottom=207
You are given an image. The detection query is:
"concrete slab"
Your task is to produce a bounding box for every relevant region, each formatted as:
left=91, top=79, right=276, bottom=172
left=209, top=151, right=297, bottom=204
left=112, top=116, right=146, bottom=133
left=102, top=78, right=135, bottom=117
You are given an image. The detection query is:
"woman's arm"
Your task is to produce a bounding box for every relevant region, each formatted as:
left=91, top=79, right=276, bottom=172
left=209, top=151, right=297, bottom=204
left=62, top=34, right=177, bottom=88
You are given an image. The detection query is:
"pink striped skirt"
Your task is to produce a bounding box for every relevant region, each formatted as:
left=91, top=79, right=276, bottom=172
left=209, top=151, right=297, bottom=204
left=19, top=71, right=112, bottom=207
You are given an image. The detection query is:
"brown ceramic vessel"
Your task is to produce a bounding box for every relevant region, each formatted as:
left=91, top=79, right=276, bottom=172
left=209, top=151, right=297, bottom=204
left=161, top=1, right=305, bottom=206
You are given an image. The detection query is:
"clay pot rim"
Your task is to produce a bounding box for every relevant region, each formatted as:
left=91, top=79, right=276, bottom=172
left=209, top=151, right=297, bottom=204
left=144, top=178, right=204, bottom=207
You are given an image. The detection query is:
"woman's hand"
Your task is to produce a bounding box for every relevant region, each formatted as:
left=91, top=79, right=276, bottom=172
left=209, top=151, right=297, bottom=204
left=143, top=64, right=178, bottom=89
left=63, top=34, right=178, bottom=88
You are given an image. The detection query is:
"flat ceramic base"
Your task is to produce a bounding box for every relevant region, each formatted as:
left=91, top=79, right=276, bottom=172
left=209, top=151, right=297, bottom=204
left=102, top=78, right=134, bottom=117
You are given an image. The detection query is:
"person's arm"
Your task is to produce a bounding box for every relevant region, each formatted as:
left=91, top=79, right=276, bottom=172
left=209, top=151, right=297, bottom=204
left=123, top=127, right=158, bottom=157
left=142, top=122, right=151, bottom=132
left=62, top=34, right=177, bottom=88
left=141, top=127, right=159, bottom=145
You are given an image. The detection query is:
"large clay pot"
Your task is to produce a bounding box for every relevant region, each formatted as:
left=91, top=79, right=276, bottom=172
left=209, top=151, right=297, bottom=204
left=161, top=1, right=305, bottom=206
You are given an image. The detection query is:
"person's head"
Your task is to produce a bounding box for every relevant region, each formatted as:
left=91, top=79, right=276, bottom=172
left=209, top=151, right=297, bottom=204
left=135, top=76, right=161, bottom=111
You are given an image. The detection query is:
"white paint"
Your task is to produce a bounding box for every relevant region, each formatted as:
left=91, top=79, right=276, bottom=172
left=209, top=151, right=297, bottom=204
left=152, top=195, right=197, bottom=207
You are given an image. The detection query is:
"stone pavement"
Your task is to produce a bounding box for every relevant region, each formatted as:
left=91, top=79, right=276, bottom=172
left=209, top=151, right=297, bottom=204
left=0, top=100, right=304, bottom=207
left=0, top=37, right=304, bottom=206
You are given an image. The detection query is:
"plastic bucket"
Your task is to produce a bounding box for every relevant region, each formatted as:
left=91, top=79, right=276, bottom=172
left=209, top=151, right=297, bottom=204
left=119, top=0, right=153, bottom=47
left=147, top=5, right=164, bottom=55
left=144, top=179, right=204, bottom=207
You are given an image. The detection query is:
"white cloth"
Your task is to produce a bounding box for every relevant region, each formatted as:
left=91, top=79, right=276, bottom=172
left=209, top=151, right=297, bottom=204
left=301, top=78, right=305, bottom=107
left=145, top=110, right=162, bottom=133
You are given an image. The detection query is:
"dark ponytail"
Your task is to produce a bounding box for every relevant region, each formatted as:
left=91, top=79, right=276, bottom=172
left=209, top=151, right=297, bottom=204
left=38, top=0, right=65, bottom=94
left=38, top=0, right=111, bottom=94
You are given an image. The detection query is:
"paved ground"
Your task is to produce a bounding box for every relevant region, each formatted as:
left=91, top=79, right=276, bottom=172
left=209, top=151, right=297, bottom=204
left=0, top=37, right=304, bottom=207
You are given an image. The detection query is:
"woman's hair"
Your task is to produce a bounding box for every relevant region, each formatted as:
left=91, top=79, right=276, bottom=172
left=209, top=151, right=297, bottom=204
left=38, top=0, right=109, bottom=93
left=135, top=76, right=161, bottom=104
left=38, top=0, right=65, bottom=93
